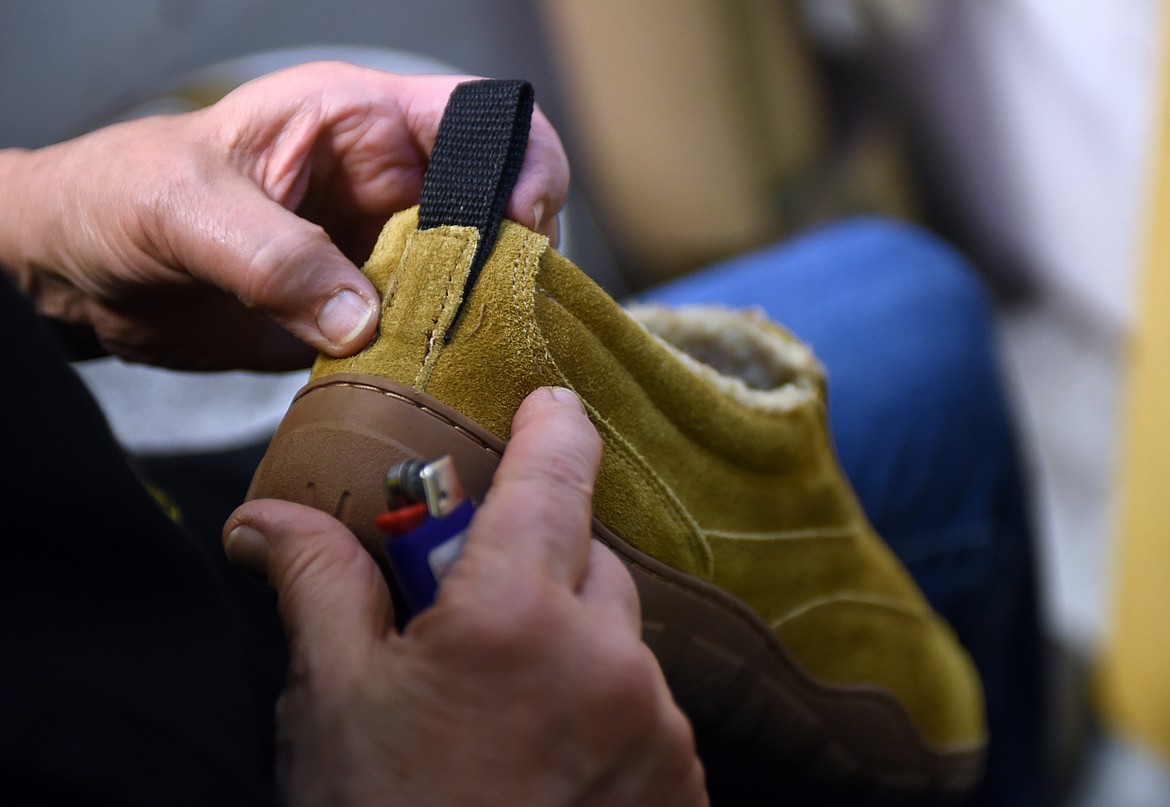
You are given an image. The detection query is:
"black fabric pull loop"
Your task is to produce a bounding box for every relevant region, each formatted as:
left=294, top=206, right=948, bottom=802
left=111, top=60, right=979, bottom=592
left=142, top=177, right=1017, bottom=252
left=418, top=79, right=534, bottom=335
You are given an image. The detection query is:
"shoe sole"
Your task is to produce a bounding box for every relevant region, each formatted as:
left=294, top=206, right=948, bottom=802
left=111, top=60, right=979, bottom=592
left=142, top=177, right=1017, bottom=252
left=248, top=373, right=986, bottom=805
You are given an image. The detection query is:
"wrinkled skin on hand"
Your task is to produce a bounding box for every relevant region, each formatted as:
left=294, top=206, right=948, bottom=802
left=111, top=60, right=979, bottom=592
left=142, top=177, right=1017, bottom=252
left=0, top=63, right=567, bottom=369
left=226, top=389, right=708, bottom=807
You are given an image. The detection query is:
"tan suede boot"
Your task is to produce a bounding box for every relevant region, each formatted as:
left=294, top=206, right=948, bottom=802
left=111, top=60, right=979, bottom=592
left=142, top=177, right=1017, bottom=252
left=249, top=203, right=986, bottom=802
left=249, top=78, right=985, bottom=804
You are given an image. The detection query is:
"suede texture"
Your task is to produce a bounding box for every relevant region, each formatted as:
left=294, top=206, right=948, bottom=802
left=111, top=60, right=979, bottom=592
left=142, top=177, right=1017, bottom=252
left=314, top=207, right=985, bottom=748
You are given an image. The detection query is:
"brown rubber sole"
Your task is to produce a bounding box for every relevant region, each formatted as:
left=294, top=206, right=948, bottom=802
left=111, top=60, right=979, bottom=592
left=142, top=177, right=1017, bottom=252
left=248, top=373, right=986, bottom=805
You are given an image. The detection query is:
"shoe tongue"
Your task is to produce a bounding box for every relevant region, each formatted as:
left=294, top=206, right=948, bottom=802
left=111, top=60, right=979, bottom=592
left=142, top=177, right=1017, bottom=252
left=418, top=79, right=534, bottom=335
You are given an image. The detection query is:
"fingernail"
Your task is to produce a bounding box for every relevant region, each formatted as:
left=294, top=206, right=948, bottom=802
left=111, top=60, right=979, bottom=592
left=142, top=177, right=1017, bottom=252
left=318, top=290, right=375, bottom=348
left=549, top=385, right=584, bottom=411
left=549, top=213, right=561, bottom=250
left=531, top=200, right=545, bottom=232
left=225, top=525, right=270, bottom=575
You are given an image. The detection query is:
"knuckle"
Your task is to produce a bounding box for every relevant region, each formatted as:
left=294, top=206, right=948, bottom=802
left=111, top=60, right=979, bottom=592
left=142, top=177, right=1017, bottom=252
left=274, top=528, right=366, bottom=621
left=283, top=639, right=362, bottom=709
left=240, top=224, right=330, bottom=311
left=660, top=703, right=701, bottom=763
left=134, top=149, right=203, bottom=264
left=275, top=523, right=344, bottom=586
left=587, top=641, right=663, bottom=725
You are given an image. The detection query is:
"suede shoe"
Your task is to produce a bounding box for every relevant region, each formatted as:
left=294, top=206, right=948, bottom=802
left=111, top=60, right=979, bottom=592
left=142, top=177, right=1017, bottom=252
left=248, top=203, right=987, bottom=803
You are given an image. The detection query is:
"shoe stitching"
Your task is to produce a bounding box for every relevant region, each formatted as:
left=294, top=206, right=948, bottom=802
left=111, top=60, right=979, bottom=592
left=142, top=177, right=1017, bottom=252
left=378, top=214, right=409, bottom=318
left=515, top=238, right=706, bottom=574
left=770, top=592, right=930, bottom=630
left=593, top=417, right=715, bottom=578
left=703, top=526, right=856, bottom=542
left=526, top=267, right=714, bottom=578
left=417, top=232, right=477, bottom=388
left=327, top=381, right=503, bottom=455
left=386, top=229, right=418, bottom=328
left=515, top=231, right=552, bottom=371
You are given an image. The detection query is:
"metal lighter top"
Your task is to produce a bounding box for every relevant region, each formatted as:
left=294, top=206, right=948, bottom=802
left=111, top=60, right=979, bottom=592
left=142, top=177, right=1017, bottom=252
left=384, top=456, right=466, bottom=518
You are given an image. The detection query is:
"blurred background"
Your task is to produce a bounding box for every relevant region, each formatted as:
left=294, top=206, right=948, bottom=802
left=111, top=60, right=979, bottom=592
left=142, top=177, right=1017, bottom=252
left=3, top=1, right=1167, bottom=802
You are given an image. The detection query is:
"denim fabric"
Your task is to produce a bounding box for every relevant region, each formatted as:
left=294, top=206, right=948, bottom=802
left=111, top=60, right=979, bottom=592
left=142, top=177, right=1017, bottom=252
left=644, top=218, right=1046, bottom=807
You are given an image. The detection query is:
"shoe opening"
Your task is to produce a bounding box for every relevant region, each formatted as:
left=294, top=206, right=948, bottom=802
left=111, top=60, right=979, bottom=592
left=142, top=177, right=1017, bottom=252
left=625, top=304, right=822, bottom=412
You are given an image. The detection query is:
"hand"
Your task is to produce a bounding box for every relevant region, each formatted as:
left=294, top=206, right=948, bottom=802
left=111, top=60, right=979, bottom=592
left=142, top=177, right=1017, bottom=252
left=223, top=388, right=707, bottom=806
left=0, top=62, right=568, bottom=369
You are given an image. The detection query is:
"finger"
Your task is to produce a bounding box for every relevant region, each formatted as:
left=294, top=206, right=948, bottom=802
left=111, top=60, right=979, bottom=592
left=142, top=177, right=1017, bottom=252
left=505, top=105, right=570, bottom=236
left=89, top=287, right=316, bottom=370
left=224, top=499, right=396, bottom=660
left=164, top=176, right=381, bottom=359
left=635, top=709, right=710, bottom=807
left=461, top=386, right=602, bottom=588
left=539, top=213, right=561, bottom=251
left=578, top=540, right=641, bottom=636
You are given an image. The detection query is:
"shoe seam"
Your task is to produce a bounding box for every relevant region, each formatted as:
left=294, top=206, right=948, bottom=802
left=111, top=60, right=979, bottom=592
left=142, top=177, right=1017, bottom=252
left=703, top=526, right=856, bottom=542
left=771, top=592, right=931, bottom=629
left=589, top=409, right=715, bottom=577
left=515, top=229, right=551, bottom=374
left=417, top=231, right=478, bottom=388
left=525, top=267, right=714, bottom=577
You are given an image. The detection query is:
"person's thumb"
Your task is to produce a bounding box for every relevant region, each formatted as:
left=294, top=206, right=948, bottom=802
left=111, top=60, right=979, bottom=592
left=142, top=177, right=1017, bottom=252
left=224, top=500, right=395, bottom=657
left=168, top=179, right=381, bottom=359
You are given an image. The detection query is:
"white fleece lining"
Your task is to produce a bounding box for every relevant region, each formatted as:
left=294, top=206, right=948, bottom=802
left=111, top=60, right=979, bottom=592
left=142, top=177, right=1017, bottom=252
left=625, top=304, right=822, bottom=413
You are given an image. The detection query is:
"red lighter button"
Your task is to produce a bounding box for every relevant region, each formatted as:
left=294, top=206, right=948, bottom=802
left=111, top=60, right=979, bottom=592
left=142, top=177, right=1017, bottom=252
left=375, top=502, right=429, bottom=537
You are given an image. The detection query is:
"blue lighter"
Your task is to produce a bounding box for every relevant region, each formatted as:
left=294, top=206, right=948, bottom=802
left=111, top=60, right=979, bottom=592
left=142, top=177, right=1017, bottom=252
left=376, top=456, right=473, bottom=619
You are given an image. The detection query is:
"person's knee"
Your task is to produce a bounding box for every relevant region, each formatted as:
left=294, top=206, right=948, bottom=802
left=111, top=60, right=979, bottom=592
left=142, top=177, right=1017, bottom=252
left=829, top=216, right=994, bottom=330
left=806, top=218, right=1002, bottom=411
left=811, top=219, right=1020, bottom=536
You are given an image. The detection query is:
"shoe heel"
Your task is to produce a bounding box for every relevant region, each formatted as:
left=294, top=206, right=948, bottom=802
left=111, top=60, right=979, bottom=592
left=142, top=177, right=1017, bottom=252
left=248, top=373, right=505, bottom=554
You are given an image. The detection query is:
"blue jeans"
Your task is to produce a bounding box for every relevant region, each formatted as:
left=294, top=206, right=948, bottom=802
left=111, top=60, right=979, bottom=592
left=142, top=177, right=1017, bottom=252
left=645, top=219, right=1046, bottom=807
